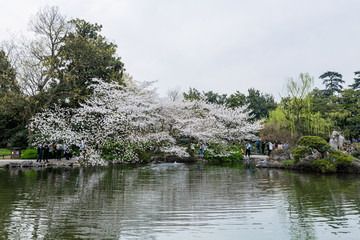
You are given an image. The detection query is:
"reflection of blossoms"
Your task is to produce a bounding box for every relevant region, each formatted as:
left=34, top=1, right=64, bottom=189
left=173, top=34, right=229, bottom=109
left=30, top=78, right=262, bottom=165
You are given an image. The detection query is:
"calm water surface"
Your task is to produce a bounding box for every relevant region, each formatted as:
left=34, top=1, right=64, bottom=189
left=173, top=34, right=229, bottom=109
left=1, top=162, right=360, bottom=239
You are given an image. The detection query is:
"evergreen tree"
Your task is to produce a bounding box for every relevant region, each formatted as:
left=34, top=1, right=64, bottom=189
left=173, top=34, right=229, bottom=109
left=226, top=91, right=246, bottom=109
left=319, top=71, right=344, bottom=95
left=246, top=88, right=277, bottom=121
left=349, top=71, right=360, bottom=90
left=183, top=88, right=202, bottom=101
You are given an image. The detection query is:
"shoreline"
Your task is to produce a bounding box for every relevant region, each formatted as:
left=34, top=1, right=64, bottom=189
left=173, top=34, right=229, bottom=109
left=2, top=154, right=360, bottom=174
left=0, top=158, right=81, bottom=169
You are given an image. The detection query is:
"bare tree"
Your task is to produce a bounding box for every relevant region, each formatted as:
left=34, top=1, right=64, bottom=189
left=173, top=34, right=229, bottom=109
left=167, top=87, right=183, bottom=101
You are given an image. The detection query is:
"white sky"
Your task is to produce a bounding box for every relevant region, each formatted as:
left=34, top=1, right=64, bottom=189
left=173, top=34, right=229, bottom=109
left=1, top=0, right=360, bottom=101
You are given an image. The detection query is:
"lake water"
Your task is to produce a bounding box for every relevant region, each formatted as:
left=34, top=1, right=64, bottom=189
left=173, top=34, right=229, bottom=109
left=1, top=162, right=360, bottom=240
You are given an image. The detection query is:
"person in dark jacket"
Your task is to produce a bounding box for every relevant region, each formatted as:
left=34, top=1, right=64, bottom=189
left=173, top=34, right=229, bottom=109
left=36, top=143, right=43, bottom=163
left=261, top=141, right=266, bottom=155
left=43, top=143, right=50, bottom=163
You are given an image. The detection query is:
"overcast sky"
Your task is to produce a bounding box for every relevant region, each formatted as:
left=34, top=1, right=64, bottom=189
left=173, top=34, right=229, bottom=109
left=1, top=0, right=360, bottom=101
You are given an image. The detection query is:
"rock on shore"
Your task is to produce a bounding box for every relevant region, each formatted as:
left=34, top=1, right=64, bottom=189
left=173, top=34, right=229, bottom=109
left=0, top=159, right=81, bottom=169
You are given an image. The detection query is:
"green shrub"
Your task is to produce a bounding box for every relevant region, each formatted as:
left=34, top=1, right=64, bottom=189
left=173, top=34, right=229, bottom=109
left=21, top=149, right=38, bottom=159
left=283, top=160, right=294, bottom=166
left=329, top=150, right=353, bottom=167
left=0, top=149, right=11, bottom=155
left=309, top=150, right=353, bottom=173
left=310, top=158, right=337, bottom=173
left=351, top=151, right=360, bottom=159
left=204, top=143, right=243, bottom=162
left=9, top=129, right=28, bottom=148
left=296, top=136, right=330, bottom=156
left=101, top=141, right=147, bottom=163
left=291, top=146, right=312, bottom=163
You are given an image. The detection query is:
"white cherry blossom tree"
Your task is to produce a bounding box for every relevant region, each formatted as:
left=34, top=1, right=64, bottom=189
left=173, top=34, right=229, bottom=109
left=29, top=78, right=262, bottom=165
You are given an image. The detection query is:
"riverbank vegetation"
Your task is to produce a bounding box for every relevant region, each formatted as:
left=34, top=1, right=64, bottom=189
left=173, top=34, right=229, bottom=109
left=1, top=6, right=359, bottom=168
left=291, top=136, right=354, bottom=173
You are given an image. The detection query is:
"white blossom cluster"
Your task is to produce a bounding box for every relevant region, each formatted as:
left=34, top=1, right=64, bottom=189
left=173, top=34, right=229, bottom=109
left=29, top=79, right=262, bottom=165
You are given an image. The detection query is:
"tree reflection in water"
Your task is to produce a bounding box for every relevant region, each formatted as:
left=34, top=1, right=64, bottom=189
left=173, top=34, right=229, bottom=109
left=0, top=164, right=360, bottom=239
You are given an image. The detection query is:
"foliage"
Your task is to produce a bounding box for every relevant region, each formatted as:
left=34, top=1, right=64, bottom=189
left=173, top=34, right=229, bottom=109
left=0, top=6, right=126, bottom=149
left=296, top=136, right=330, bottom=155
left=319, top=71, right=344, bottom=95
left=183, top=88, right=202, bottom=101
left=20, top=149, right=37, bottom=159
left=291, top=136, right=330, bottom=163
left=245, top=88, right=277, bottom=121
left=204, top=143, right=243, bottom=162
left=8, top=128, right=28, bottom=148
left=0, top=50, right=16, bottom=89
left=282, top=160, right=294, bottom=166
left=310, top=158, right=337, bottom=173
left=203, top=91, right=227, bottom=105
left=57, top=18, right=125, bottom=107
left=349, top=71, right=360, bottom=90
left=226, top=91, right=246, bottom=109
left=0, top=50, right=28, bottom=148
left=266, top=74, right=334, bottom=139
left=331, top=89, right=360, bottom=139
left=183, top=87, right=277, bottom=122
left=292, top=136, right=353, bottom=173
left=30, top=79, right=260, bottom=165
left=0, top=112, right=28, bottom=148
left=309, top=87, right=360, bottom=139
left=309, top=150, right=353, bottom=173
left=292, top=146, right=312, bottom=163
left=329, top=150, right=353, bottom=167
left=351, top=151, right=360, bottom=159
left=261, top=113, right=299, bottom=144
left=0, top=149, right=11, bottom=155
left=101, top=141, right=144, bottom=163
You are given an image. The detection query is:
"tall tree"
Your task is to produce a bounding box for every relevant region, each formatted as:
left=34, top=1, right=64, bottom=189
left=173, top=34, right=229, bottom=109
left=226, top=91, right=246, bottom=109
left=319, top=71, right=344, bottom=95
left=57, top=18, right=125, bottom=107
left=245, top=88, right=277, bottom=121
left=0, top=6, right=126, bottom=145
left=349, top=71, right=360, bottom=90
left=202, top=91, right=227, bottom=105
left=0, top=50, right=27, bottom=147
left=183, top=88, right=202, bottom=101
left=333, top=89, right=360, bottom=139
left=266, top=74, right=334, bottom=140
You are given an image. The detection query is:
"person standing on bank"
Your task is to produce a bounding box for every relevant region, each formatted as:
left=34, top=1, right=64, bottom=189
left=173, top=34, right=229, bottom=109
left=53, top=143, right=57, bottom=159
left=256, top=140, right=260, bottom=153
left=43, top=143, right=50, bottom=163
left=268, top=142, right=274, bottom=156
left=57, top=143, right=62, bottom=161
left=199, top=142, right=204, bottom=158
left=245, top=143, right=252, bottom=157
left=63, top=143, right=68, bottom=160
left=37, top=143, right=43, bottom=163
left=261, top=141, right=266, bottom=155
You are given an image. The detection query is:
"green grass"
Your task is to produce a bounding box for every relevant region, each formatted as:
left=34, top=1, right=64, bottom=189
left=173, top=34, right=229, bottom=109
left=0, top=149, right=11, bottom=156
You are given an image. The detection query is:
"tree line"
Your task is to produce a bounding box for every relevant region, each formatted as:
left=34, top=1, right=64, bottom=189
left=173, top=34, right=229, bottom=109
left=1, top=6, right=359, bottom=150
left=0, top=6, right=124, bottom=147
left=181, top=71, right=360, bottom=143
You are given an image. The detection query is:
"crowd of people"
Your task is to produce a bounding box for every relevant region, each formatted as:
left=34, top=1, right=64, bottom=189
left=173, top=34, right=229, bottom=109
left=36, top=142, right=74, bottom=163
left=195, top=140, right=289, bottom=159
left=245, top=140, right=289, bottom=157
